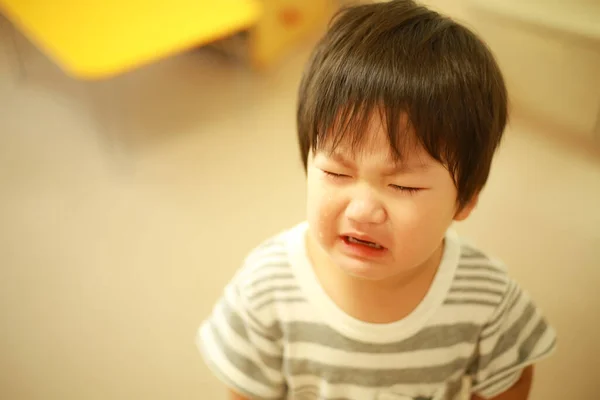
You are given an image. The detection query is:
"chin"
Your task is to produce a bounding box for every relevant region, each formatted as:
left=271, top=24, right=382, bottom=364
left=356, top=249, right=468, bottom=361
left=332, top=255, right=392, bottom=281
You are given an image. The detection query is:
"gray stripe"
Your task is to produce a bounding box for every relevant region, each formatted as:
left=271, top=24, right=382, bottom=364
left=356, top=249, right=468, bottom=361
left=200, top=344, right=282, bottom=400
left=284, top=322, right=480, bottom=353
left=454, top=275, right=506, bottom=286
left=461, top=248, right=486, bottom=259
left=255, top=296, right=307, bottom=312
left=247, top=269, right=293, bottom=288
left=247, top=284, right=302, bottom=303
left=444, top=298, right=498, bottom=308
left=292, top=384, right=320, bottom=395
left=477, top=329, right=554, bottom=394
left=249, top=261, right=290, bottom=272
left=449, top=287, right=504, bottom=297
left=478, top=302, right=537, bottom=370
left=250, top=272, right=295, bottom=285
left=458, top=264, right=503, bottom=275
left=222, top=296, right=284, bottom=343
left=245, top=305, right=284, bottom=342
left=477, top=369, right=521, bottom=395
left=481, top=283, right=522, bottom=340
left=519, top=318, right=553, bottom=361
left=469, top=293, right=545, bottom=385
left=285, top=356, right=470, bottom=386
left=446, top=377, right=467, bottom=400
left=291, top=385, right=331, bottom=400
left=244, top=271, right=296, bottom=293
left=209, top=320, right=282, bottom=387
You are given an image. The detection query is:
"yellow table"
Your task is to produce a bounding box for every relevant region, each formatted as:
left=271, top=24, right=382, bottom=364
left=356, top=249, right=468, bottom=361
left=0, top=0, right=262, bottom=80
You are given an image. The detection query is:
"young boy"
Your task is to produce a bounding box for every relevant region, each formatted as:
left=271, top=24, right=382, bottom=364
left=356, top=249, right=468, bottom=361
left=197, top=1, right=557, bottom=399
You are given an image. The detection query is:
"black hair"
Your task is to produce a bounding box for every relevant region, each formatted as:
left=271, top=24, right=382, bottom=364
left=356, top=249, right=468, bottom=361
left=297, top=0, right=508, bottom=208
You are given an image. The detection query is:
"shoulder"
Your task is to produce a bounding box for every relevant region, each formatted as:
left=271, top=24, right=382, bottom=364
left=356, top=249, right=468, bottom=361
left=452, top=241, right=557, bottom=397
left=444, top=236, right=515, bottom=321
left=457, top=239, right=510, bottom=284
left=198, top=231, right=294, bottom=399
left=449, top=236, right=553, bottom=335
left=229, top=224, right=306, bottom=326
left=235, top=225, right=297, bottom=289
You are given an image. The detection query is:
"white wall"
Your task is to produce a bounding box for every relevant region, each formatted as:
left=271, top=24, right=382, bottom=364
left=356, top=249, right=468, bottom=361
left=425, top=0, right=600, bottom=141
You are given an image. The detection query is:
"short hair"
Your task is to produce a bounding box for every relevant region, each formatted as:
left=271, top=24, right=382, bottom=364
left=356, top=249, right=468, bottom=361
left=296, top=0, right=508, bottom=208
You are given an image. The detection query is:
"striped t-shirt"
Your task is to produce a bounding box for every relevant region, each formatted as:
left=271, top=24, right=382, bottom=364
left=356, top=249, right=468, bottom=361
left=197, top=222, right=556, bottom=400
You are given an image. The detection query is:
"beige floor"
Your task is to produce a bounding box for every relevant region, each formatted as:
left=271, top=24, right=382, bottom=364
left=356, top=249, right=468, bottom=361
left=1, top=19, right=600, bottom=400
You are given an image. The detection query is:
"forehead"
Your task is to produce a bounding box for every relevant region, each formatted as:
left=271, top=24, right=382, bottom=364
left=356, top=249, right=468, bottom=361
left=316, top=114, right=429, bottom=167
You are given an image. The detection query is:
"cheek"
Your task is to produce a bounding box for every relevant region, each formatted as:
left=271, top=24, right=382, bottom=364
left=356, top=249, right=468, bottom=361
left=306, top=177, right=342, bottom=240
left=388, top=196, right=456, bottom=244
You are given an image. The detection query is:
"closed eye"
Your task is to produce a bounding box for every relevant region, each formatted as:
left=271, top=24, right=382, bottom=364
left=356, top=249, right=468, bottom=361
left=322, top=170, right=349, bottom=179
left=389, top=185, right=421, bottom=194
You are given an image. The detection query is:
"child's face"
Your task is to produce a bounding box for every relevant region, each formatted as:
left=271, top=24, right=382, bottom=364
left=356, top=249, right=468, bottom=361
left=305, top=115, right=476, bottom=282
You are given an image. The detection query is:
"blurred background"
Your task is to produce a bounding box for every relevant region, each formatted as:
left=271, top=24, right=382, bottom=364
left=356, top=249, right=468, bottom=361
left=0, top=0, right=599, bottom=399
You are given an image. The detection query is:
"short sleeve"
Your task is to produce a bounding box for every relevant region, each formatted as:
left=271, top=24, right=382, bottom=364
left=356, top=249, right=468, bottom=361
left=469, top=279, right=557, bottom=399
left=196, top=277, right=285, bottom=399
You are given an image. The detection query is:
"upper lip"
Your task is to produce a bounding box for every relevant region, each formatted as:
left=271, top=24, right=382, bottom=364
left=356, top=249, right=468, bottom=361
left=341, top=232, right=386, bottom=248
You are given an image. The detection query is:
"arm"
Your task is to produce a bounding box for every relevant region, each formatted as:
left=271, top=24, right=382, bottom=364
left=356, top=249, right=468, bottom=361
left=468, top=276, right=556, bottom=400
left=197, top=255, right=287, bottom=400
left=472, top=366, right=534, bottom=400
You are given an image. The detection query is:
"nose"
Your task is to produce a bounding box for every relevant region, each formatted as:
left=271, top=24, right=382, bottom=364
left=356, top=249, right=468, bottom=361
left=345, top=192, right=387, bottom=225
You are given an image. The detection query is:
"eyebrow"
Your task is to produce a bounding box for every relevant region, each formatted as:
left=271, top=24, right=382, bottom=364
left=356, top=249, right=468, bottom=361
left=328, top=151, right=354, bottom=169
left=326, top=151, right=430, bottom=174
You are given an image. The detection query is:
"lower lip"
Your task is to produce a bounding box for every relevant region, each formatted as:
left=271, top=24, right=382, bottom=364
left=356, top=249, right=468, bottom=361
left=340, top=236, right=387, bottom=259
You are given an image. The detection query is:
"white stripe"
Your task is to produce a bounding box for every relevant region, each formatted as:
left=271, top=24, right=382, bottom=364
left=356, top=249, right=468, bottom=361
left=275, top=300, right=493, bottom=329
left=454, top=268, right=508, bottom=282
left=197, top=323, right=278, bottom=399
left=238, top=262, right=287, bottom=284
left=213, top=301, right=282, bottom=363
left=244, top=252, right=288, bottom=268
left=482, top=313, right=547, bottom=370
left=221, top=286, right=281, bottom=353
left=430, top=304, right=492, bottom=325
left=480, top=282, right=519, bottom=336
left=276, top=302, right=321, bottom=324
left=288, top=377, right=377, bottom=398
left=474, top=332, right=555, bottom=398
left=473, top=370, right=522, bottom=397
left=288, top=376, right=457, bottom=399
left=445, top=293, right=502, bottom=305
left=254, top=293, right=305, bottom=312
left=451, top=280, right=506, bottom=293
left=256, top=290, right=304, bottom=302
left=478, top=292, right=531, bottom=354
left=245, top=278, right=299, bottom=299
left=458, top=258, right=505, bottom=271
left=249, top=268, right=294, bottom=283
left=286, top=341, right=475, bottom=369
left=492, top=323, right=555, bottom=371
left=249, top=291, right=306, bottom=321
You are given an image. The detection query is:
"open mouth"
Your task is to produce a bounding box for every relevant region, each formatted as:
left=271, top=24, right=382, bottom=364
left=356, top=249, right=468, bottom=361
left=343, top=236, right=384, bottom=250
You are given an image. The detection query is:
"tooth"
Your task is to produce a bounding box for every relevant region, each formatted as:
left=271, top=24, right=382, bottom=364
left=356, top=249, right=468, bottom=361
left=348, top=236, right=382, bottom=249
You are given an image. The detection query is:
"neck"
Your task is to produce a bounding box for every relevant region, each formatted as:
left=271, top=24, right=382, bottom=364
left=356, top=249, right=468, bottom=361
left=307, top=233, right=445, bottom=323
left=344, top=242, right=444, bottom=297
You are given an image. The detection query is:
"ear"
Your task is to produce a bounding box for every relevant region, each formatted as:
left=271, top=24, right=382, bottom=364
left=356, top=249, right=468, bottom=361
left=454, top=193, right=479, bottom=222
